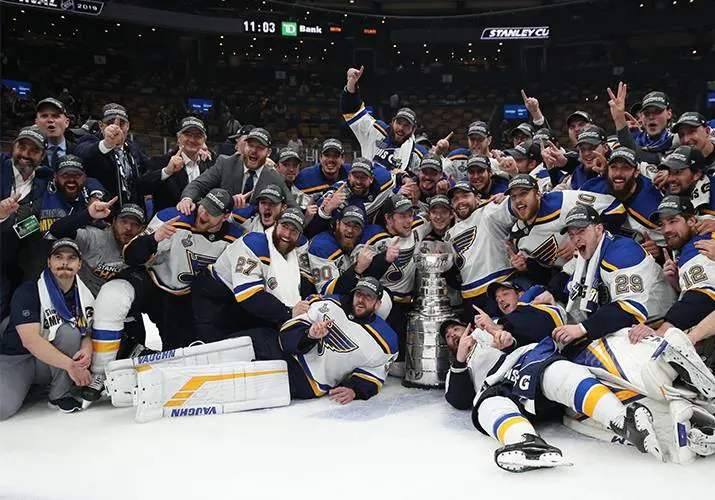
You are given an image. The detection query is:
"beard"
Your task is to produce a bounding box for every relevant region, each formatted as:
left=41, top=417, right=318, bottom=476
left=272, top=229, right=297, bottom=255
left=608, top=176, right=637, bottom=199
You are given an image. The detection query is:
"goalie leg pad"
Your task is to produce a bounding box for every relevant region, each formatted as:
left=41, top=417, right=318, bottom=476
left=656, top=328, right=715, bottom=400
left=91, top=279, right=135, bottom=376
left=105, top=337, right=256, bottom=407
left=133, top=359, right=290, bottom=422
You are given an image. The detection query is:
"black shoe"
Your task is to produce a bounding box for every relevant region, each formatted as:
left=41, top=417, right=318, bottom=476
left=494, top=434, right=571, bottom=472
left=48, top=397, right=82, bottom=413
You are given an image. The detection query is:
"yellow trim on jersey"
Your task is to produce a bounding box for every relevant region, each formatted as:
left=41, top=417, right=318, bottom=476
left=693, top=288, right=715, bottom=302
left=627, top=207, right=657, bottom=229
left=496, top=415, right=529, bottom=444
left=617, top=301, right=646, bottom=323
left=605, top=204, right=626, bottom=216
left=292, top=355, right=326, bottom=397
left=302, top=184, right=330, bottom=194
left=234, top=284, right=264, bottom=302
left=702, top=209, right=715, bottom=216
left=352, top=372, right=383, bottom=390
left=380, top=179, right=393, bottom=191
left=224, top=235, right=238, bottom=242
left=259, top=256, right=271, bottom=265
left=281, top=318, right=311, bottom=331
left=342, top=103, right=366, bottom=120
left=600, top=260, right=618, bottom=272
left=327, top=249, right=343, bottom=261
left=366, top=232, right=390, bottom=245
left=528, top=304, right=564, bottom=327
left=172, top=221, right=192, bottom=230
left=583, top=384, right=611, bottom=417
left=325, top=279, right=337, bottom=295
left=135, top=365, right=152, bottom=372
left=373, top=122, right=387, bottom=137
left=614, top=389, right=640, bottom=402
left=163, top=369, right=288, bottom=407
left=534, top=209, right=560, bottom=224
left=92, top=340, right=120, bottom=353
left=364, top=324, right=392, bottom=354
left=586, top=339, right=622, bottom=379
left=148, top=270, right=191, bottom=296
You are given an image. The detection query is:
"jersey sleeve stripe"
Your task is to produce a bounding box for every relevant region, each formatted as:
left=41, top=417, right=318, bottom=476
left=600, top=260, right=618, bottom=272
left=627, top=207, right=658, bottom=229
left=294, top=353, right=330, bottom=396
left=462, top=269, right=515, bottom=299
left=231, top=214, right=248, bottom=223
left=280, top=318, right=311, bottom=331
left=372, top=122, right=387, bottom=136
left=692, top=288, right=715, bottom=302
left=342, top=103, right=366, bottom=121
left=351, top=372, right=383, bottom=390
left=616, top=300, right=647, bottom=323
left=534, top=209, right=560, bottom=224
left=234, top=284, right=264, bottom=302
left=301, top=184, right=331, bottom=194
left=259, top=256, right=271, bottom=265
left=527, top=304, right=564, bottom=327
left=379, top=179, right=394, bottom=192
left=327, top=248, right=343, bottom=261
left=366, top=232, right=390, bottom=245
left=363, top=324, right=392, bottom=354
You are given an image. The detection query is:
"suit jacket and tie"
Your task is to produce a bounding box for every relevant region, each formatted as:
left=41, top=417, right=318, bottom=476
left=42, top=137, right=76, bottom=170
left=138, top=149, right=214, bottom=214
left=180, top=153, right=296, bottom=207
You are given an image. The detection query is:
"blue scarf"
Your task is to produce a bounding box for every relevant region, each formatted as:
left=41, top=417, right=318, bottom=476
left=634, top=129, right=673, bottom=153
left=42, top=268, right=88, bottom=335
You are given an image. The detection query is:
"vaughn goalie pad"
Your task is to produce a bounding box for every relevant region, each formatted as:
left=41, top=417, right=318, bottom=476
left=133, top=360, right=290, bottom=423
left=105, top=337, right=256, bottom=407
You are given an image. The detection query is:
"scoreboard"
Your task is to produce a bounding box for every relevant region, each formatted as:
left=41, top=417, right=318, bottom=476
left=241, top=16, right=379, bottom=39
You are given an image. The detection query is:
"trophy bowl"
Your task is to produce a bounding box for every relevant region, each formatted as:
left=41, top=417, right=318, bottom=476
left=414, top=252, right=454, bottom=275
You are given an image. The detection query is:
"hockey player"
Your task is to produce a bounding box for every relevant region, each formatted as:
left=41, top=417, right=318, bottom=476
left=671, top=112, right=715, bottom=172
left=565, top=125, right=609, bottom=189
left=657, top=145, right=715, bottom=218
left=442, top=319, right=662, bottom=471
left=465, top=154, right=509, bottom=201
left=580, top=147, right=664, bottom=257
left=551, top=205, right=677, bottom=347
left=501, top=141, right=551, bottom=193
left=294, top=138, right=349, bottom=198
left=505, top=174, right=625, bottom=285
left=341, top=66, right=426, bottom=172
left=508, top=123, right=535, bottom=148
left=416, top=195, right=454, bottom=253
left=192, top=208, right=311, bottom=347
left=277, top=277, right=398, bottom=402
left=445, top=121, right=501, bottom=180
left=82, top=189, right=242, bottom=406
left=231, top=183, right=287, bottom=233
left=274, top=149, right=310, bottom=210
left=644, top=196, right=715, bottom=336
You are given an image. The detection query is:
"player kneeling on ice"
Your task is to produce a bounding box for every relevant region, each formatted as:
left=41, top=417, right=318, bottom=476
left=0, top=239, right=94, bottom=418
left=442, top=319, right=662, bottom=472
left=274, top=277, right=398, bottom=403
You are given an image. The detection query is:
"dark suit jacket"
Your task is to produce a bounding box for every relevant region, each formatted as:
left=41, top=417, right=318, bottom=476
left=180, top=153, right=295, bottom=207
left=41, top=136, right=76, bottom=170
left=138, top=149, right=214, bottom=213
left=74, top=134, right=151, bottom=207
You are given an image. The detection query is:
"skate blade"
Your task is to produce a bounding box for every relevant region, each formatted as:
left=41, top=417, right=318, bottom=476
left=496, top=451, right=573, bottom=472
left=632, top=408, right=664, bottom=461
left=81, top=399, right=93, bottom=410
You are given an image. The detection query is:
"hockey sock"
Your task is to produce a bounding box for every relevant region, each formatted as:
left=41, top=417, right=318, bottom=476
left=91, top=279, right=135, bottom=376
left=479, top=396, right=536, bottom=445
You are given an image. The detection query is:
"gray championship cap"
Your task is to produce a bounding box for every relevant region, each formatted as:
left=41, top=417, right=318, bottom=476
left=350, top=157, right=374, bottom=177
left=278, top=148, right=302, bottom=164
left=640, top=91, right=670, bottom=112
left=56, top=155, right=85, bottom=174
left=659, top=146, right=706, bottom=172
left=352, top=276, right=383, bottom=299
left=439, top=318, right=467, bottom=339
left=321, top=138, right=344, bottom=155
left=245, top=127, right=272, bottom=147
left=504, top=141, right=540, bottom=161
left=49, top=238, right=81, bottom=258
left=560, top=204, right=601, bottom=234
left=102, top=103, right=129, bottom=123
left=672, top=112, right=708, bottom=134
left=394, top=107, right=417, bottom=127
left=487, top=280, right=523, bottom=301
left=447, top=181, right=476, bottom=199
left=199, top=188, right=234, bottom=216
left=15, top=125, right=48, bottom=150
left=278, top=207, right=305, bottom=233
left=566, top=110, right=593, bottom=127
left=576, top=125, right=607, bottom=146
left=384, top=193, right=414, bottom=214
left=419, top=154, right=443, bottom=173
left=649, top=195, right=695, bottom=223
left=116, top=203, right=146, bottom=225
left=466, top=154, right=491, bottom=171
left=506, top=174, right=539, bottom=195
left=339, top=205, right=366, bottom=228
left=256, top=184, right=287, bottom=204
left=428, top=194, right=451, bottom=210
left=607, top=147, right=638, bottom=167
left=228, top=124, right=255, bottom=141
left=510, top=123, right=534, bottom=139
left=36, top=97, right=67, bottom=115
left=415, top=134, right=432, bottom=148
left=178, top=116, right=207, bottom=136
left=467, top=121, right=490, bottom=138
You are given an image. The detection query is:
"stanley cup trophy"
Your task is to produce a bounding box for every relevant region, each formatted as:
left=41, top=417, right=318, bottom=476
left=403, top=253, right=456, bottom=388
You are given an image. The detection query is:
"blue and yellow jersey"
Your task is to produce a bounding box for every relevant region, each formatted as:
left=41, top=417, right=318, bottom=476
left=295, top=163, right=350, bottom=197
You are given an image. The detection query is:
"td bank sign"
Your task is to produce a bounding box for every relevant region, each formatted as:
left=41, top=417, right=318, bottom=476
left=281, top=21, right=323, bottom=37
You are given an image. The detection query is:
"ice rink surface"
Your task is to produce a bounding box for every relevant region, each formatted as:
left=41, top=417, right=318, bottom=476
left=0, top=320, right=712, bottom=500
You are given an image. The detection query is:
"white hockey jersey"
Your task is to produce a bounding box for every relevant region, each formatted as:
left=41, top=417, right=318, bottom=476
left=676, top=233, right=715, bottom=298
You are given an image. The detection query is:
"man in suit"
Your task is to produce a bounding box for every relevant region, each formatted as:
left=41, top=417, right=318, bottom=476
left=178, top=127, right=295, bottom=215
left=34, top=97, right=74, bottom=170
left=138, top=117, right=214, bottom=214
left=74, top=103, right=151, bottom=209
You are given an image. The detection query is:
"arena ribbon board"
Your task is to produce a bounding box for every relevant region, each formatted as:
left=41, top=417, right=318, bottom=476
left=0, top=0, right=105, bottom=16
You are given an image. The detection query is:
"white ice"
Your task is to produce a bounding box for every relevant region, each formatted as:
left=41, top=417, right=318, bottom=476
left=0, top=318, right=711, bottom=500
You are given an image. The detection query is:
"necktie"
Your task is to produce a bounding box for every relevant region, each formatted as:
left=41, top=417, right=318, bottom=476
left=243, top=169, right=256, bottom=195
left=48, top=145, right=59, bottom=170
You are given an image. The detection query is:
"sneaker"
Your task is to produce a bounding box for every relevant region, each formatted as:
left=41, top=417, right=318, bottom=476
left=48, top=397, right=82, bottom=413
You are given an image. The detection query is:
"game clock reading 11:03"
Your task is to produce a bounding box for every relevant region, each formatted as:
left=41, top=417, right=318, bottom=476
left=243, top=20, right=276, bottom=34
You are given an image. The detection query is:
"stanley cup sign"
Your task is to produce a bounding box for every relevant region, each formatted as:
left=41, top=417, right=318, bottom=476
left=403, top=253, right=456, bottom=388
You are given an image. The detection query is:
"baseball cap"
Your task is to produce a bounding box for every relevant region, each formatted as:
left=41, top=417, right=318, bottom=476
left=566, top=111, right=592, bottom=127
left=607, top=147, right=638, bottom=167
left=506, top=174, right=539, bottom=195
left=384, top=193, right=414, bottom=214
left=278, top=148, right=301, bottom=164
left=228, top=124, right=255, bottom=140
left=467, top=121, right=490, bottom=138
left=419, top=155, right=443, bottom=173
left=256, top=184, right=286, bottom=204
left=560, top=204, right=601, bottom=234
left=278, top=207, right=304, bottom=233
left=49, top=238, right=81, bottom=258
left=321, top=138, right=344, bottom=155
left=447, top=181, right=476, bottom=199
left=672, top=112, right=708, bottom=133
left=415, top=134, right=432, bottom=148
left=339, top=205, right=366, bottom=228
left=428, top=194, right=451, bottom=210
left=198, top=188, right=234, bottom=217
left=649, top=195, right=695, bottom=223
left=15, top=125, right=48, bottom=150
left=36, top=97, right=67, bottom=115
left=533, top=128, right=558, bottom=145
left=640, top=91, right=670, bottom=112
left=394, top=107, right=417, bottom=127
left=178, top=116, right=207, bottom=136
left=352, top=276, right=383, bottom=299
left=659, top=146, right=706, bottom=172
left=576, top=125, right=607, bottom=146
left=439, top=318, right=467, bottom=339
left=350, top=157, right=374, bottom=177
left=245, top=127, right=272, bottom=147
left=466, top=154, right=491, bottom=171
left=56, top=155, right=85, bottom=174
left=102, top=103, right=129, bottom=123
left=504, top=141, right=541, bottom=162
left=510, top=123, right=534, bottom=139
left=487, top=281, right=523, bottom=301
left=116, top=203, right=146, bottom=225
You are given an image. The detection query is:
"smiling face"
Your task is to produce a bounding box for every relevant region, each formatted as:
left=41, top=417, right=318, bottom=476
left=418, top=168, right=441, bottom=194
left=391, top=117, right=415, bottom=145
left=100, top=116, right=130, bottom=136
left=678, top=125, right=712, bottom=153
left=428, top=205, right=452, bottom=233
left=607, top=161, right=639, bottom=199
left=666, top=167, right=701, bottom=195
left=112, top=216, right=144, bottom=246
left=320, top=151, right=343, bottom=179
left=451, top=190, right=477, bottom=220
left=578, top=143, right=608, bottom=172
left=242, top=139, right=271, bottom=170
left=177, top=128, right=206, bottom=157
left=642, top=107, right=672, bottom=137
left=444, top=323, right=467, bottom=352
left=55, top=170, right=87, bottom=200
left=468, top=167, right=492, bottom=193
left=386, top=210, right=414, bottom=238
left=272, top=222, right=301, bottom=255
left=352, top=289, right=380, bottom=319
left=195, top=205, right=228, bottom=233
left=276, top=159, right=300, bottom=184
left=35, top=107, right=69, bottom=141
left=348, top=171, right=372, bottom=196
left=509, top=187, right=540, bottom=222
left=659, top=213, right=696, bottom=251
left=12, top=139, right=45, bottom=171
left=567, top=223, right=604, bottom=260
left=258, top=199, right=285, bottom=227
left=335, top=220, right=362, bottom=252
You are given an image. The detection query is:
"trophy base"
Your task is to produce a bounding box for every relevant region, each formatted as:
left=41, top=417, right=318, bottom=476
left=403, top=311, right=455, bottom=389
